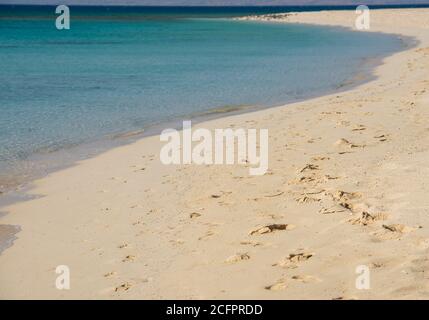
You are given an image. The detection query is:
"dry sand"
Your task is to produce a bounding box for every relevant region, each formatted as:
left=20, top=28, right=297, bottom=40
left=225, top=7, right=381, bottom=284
left=1, top=9, right=429, bottom=299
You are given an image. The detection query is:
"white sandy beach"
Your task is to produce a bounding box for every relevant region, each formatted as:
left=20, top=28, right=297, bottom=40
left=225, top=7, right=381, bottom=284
left=1, top=8, right=429, bottom=299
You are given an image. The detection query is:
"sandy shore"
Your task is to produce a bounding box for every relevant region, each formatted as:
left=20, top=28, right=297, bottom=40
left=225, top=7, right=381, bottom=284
left=1, top=8, right=429, bottom=299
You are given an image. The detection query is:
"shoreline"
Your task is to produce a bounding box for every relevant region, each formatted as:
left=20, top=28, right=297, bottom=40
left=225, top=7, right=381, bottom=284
left=0, top=23, right=409, bottom=197
left=1, top=8, right=429, bottom=299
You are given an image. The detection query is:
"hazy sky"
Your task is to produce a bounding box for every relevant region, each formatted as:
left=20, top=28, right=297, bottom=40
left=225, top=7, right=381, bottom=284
left=1, top=0, right=429, bottom=5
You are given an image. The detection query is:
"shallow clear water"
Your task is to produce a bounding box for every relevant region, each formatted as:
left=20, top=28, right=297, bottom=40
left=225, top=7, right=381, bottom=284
left=0, top=6, right=404, bottom=183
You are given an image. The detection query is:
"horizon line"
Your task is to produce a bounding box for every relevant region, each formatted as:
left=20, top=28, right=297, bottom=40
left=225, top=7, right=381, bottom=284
left=2, top=3, right=429, bottom=6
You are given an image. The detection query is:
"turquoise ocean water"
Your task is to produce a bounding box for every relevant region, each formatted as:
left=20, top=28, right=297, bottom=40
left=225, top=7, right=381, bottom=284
left=0, top=5, right=408, bottom=188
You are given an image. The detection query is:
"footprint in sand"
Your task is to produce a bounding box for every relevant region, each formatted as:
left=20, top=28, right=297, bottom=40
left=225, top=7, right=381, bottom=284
left=291, top=275, right=320, bottom=283
left=115, top=282, right=132, bottom=292
left=264, top=191, right=284, bottom=198
left=130, top=204, right=144, bottom=209
left=373, top=224, right=418, bottom=240
left=190, top=212, right=202, bottom=219
left=324, top=174, right=340, bottom=181
left=382, top=224, right=417, bottom=234
left=240, top=240, right=263, bottom=247
left=332, top=296, right=357, bottom=300
left=334, top=138, right=364, bottom=149
left=249, top=224, right=295, bottom=235
left=273, top=251, right=314, bottom=269
left=291, top=176, right=317, bottom=184
left=225, top=253, right=250, bottom=264
left=374, top=134, right=388, bottom=142
left=327, top=190, right=362, bottom=212
left=295, top=194, right=322, bottom=204
left=312, top=156, right=330, bottom=161
left=265, top=279, right=287, bottom=291
left=319, top=206, right=346, bottom=215
left=370, top=262, right=385, bottom=269
left=198, top=230, right=215, bottom=240
left=132, top=219, right=144, bottom=226
left=329, top=190, right=361, bottom=202
left=211, top=191, right=232, bottom=199
left=299, top=164, right=320, bottom=173
left=349, top=211, right=388, bottom=226
left=297, top=195, right=321, bottom=203
left=170, top=239, right=185, bottom=245
left=122, top=255, right=136, bottom=262
left=351, top=125, right=366, bottom=132
left=103, top=271, right=117, bottom=278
